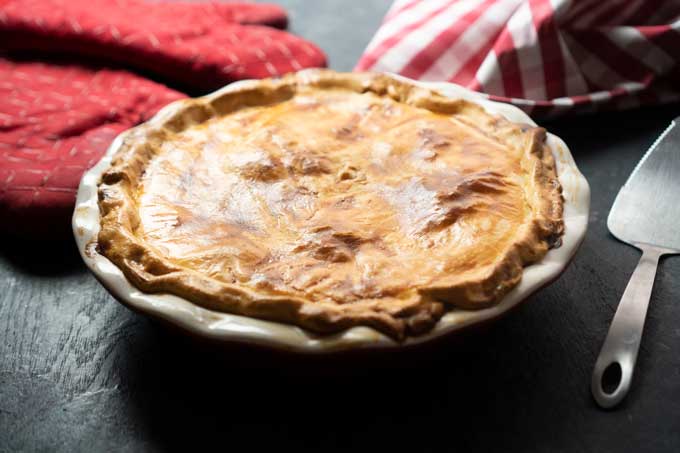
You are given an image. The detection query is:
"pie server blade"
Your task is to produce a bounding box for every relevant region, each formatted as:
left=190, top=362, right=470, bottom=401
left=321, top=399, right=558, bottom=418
left=592, top=117, right=680, bottom=409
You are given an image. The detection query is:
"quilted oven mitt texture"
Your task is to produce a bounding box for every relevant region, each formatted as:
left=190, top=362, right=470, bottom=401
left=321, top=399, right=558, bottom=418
left=0, top=59, right=186, bottom=237
left=0, top=0, right=327, bottom=238
left=0, top=0, right=326, bottom=89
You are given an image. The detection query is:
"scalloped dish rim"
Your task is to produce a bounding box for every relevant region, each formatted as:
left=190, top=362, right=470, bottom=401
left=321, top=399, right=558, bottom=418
left=72, top=72, right=590, bottom=352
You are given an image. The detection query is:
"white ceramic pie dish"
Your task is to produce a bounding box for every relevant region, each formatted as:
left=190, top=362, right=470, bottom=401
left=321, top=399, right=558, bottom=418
left=73, top=71, right=590, bottom=353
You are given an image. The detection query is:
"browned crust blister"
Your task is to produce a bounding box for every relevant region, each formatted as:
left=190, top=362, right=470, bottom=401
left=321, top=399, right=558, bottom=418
left=96, top=70, right=564, bottom=341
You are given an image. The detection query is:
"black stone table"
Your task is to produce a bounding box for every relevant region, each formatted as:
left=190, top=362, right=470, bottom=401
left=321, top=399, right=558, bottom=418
left=2, top=1, right=679, bottom=451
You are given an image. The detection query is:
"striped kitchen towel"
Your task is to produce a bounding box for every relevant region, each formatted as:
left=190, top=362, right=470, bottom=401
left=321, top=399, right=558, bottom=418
left=356, top=0, right=680, bottom=116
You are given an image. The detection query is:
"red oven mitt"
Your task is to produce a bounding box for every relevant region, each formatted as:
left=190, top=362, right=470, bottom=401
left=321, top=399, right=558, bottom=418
left=0, top=0, right=326, bottom=90
left=0, top=59, right=186, bottom=238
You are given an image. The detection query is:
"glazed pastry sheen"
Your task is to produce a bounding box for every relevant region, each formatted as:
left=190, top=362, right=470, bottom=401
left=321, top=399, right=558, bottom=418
left=96, top=71, right=564, bottom=340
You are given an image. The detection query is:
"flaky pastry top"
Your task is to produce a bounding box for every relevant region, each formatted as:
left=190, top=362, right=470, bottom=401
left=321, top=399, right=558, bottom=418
left=96, top=71, right=564, bottom=340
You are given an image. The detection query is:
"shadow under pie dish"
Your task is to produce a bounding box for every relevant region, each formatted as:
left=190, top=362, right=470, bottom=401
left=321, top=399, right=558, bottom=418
left=74, top=70, right=589, bottom=351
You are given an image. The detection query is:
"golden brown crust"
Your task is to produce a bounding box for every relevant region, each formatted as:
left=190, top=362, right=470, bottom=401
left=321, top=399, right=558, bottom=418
left=96, top=70, right=564, bottom=340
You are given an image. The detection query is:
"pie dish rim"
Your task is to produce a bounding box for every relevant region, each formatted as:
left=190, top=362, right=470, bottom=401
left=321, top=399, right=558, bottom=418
left=72, top=70, right=590, bottom=352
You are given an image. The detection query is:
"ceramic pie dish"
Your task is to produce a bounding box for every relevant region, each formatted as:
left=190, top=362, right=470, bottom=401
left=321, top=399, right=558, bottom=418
left=73, top=70, right=589, bottom=352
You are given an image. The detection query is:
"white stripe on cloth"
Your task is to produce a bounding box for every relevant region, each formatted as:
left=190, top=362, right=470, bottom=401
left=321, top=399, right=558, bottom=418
left=506, top=1, right=546, bottom=100
left=606, top=26, right=676, bottom=76
left=372, top=0, right=485, bottom=74
left=363, top=0, right=453, bottom=55
left=422, top=0, right=522, bottom=81
left=549, top=0, right=570, bottom=19
left=560, top=32, right=631, bottom=88
left=475, top=50, right=506, bottom=97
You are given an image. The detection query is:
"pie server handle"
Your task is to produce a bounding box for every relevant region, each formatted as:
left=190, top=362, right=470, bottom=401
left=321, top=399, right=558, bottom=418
left=591, top=244, right=669, bottom=409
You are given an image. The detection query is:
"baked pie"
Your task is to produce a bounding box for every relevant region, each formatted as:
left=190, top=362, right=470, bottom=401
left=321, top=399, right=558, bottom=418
left=96, top=70, right=564, bottom=340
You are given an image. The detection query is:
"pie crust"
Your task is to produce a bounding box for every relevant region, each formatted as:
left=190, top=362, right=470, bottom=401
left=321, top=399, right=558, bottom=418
left=96, top=70, right=564, bottom=340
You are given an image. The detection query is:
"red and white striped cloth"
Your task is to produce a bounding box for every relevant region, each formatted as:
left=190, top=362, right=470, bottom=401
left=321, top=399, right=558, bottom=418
left=356, top=0, right=680, bottom=116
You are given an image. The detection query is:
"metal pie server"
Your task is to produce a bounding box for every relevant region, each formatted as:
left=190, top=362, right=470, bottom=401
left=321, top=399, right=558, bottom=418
left=592, top=117, right=680, bottom=408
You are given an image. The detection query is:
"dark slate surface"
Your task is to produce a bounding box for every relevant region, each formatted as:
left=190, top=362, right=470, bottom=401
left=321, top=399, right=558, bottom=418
left=2, top=1, right=680, bottom=451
